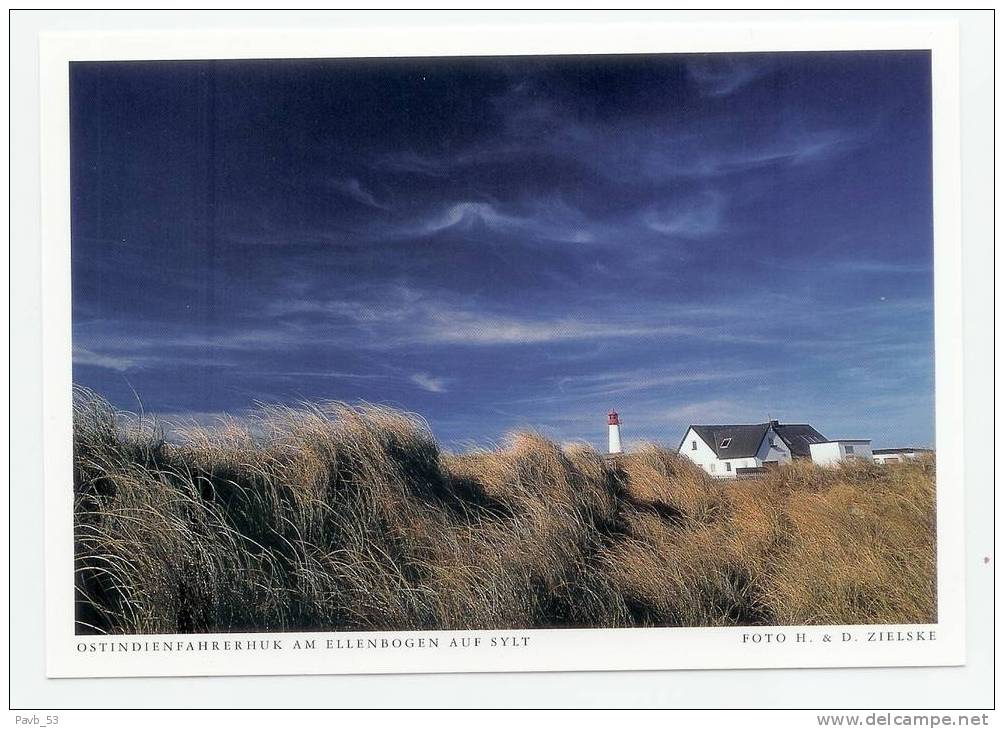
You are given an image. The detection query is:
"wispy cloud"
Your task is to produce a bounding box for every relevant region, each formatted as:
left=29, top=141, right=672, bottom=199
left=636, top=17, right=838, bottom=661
left=410, top=372, right=448, bottom=393
left=419, top=311, right=684, bottom=345
left=499, top=366, right=778, bottom=408
left=372, top=150, right=453, bottom=178
left=722, top=129, right=860, bottom=170
left=552, top=366, right=776, bottom=399
left=246, top=370, right=389, bottom=382
left=329, top=177, right=389, bottom=210
left=390, top=199, right=595, bottom=245
left=373, top=77, right=867, bottom=189
left=824, top=260, right=933, bottom=275
left=72, top=346, right=137, bottom=372
left=75, top=325, right=305, bottom=358
left=644, top=192, right=725, bottom=238
left=418, top=202, right=517, bottom=235
left=268, top=286, right=785, bottom=349
left=686, top=57, right=772, bottom=97
left=72, top=321, right=321, bottom=376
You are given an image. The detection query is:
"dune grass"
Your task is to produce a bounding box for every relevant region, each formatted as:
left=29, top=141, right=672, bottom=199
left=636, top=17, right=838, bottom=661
left=72, top=388, right=937, bottom=635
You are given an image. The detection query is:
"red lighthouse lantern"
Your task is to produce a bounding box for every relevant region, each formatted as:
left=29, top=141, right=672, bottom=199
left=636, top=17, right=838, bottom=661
left=607, top=410, right=623, bottom=454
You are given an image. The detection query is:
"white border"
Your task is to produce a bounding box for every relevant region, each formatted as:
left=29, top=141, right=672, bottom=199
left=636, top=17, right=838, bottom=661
left=39, top=20, right=965, bottom=678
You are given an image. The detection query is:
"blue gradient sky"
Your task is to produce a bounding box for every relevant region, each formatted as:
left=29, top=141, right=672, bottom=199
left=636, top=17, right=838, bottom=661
left=70, top=51, right=935, bottom=451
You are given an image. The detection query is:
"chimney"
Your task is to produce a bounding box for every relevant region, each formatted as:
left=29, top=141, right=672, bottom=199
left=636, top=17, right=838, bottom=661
left=608, top=410, right=623, bottom=454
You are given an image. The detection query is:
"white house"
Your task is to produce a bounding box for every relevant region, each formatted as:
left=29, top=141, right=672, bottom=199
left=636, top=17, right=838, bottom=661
left=808, top=439, right=873, bottom=466
left=872, top=447, right=933, bottom=464
left=677, top=420, right=828, bottom=479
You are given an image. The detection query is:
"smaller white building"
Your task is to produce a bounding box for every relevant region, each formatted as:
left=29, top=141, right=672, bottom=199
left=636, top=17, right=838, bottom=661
left=808, top=439, right=873, bottom=466
left=872, top=447, right=933, bottom=464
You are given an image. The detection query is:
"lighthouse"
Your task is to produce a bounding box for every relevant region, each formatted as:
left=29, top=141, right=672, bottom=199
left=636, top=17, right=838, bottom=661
left=607, top=410, right=623, bottom=455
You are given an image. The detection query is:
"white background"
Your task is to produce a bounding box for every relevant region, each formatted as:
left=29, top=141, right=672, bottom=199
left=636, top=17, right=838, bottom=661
left=9, top=9, right=996, bottom=709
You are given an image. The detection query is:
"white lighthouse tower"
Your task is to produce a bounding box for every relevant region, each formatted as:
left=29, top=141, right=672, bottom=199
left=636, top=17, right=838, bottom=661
left=607, top=410, right=623, bottom=455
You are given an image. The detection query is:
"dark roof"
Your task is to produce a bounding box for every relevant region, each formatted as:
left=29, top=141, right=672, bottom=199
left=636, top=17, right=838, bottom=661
left=685, top=424, right=769, bottom=459
left=681, top=422, right=829, bottom=459
left=873, top=447, right=933, bottom=454
left=772, top=424, right=829, bottom=458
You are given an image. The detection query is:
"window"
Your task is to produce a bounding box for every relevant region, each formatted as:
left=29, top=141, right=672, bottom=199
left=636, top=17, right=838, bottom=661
left=725, top=462, right=732, bottom=472
left=845, top=445, right=855, bottom=455
left=691, top=440, right=697, bottom=450
left=709, top=463, right=716, bottom=472
left=720, top=437, right=732, bottom=448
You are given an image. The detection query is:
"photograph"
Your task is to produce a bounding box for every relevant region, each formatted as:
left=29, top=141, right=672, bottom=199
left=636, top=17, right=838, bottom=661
left=69, top=48, right=939, bottom=638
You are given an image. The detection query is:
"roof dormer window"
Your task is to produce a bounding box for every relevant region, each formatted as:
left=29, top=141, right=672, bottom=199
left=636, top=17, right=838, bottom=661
left=720, top=437, right=732, bottom=448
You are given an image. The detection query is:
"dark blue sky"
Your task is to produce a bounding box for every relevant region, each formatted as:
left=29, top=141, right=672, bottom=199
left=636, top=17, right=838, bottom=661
left=71, top=51, right=934, bottom=450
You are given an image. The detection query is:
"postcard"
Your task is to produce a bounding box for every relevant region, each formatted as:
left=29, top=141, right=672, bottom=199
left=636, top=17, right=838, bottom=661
left=40, top=19, right=965, bottom=677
